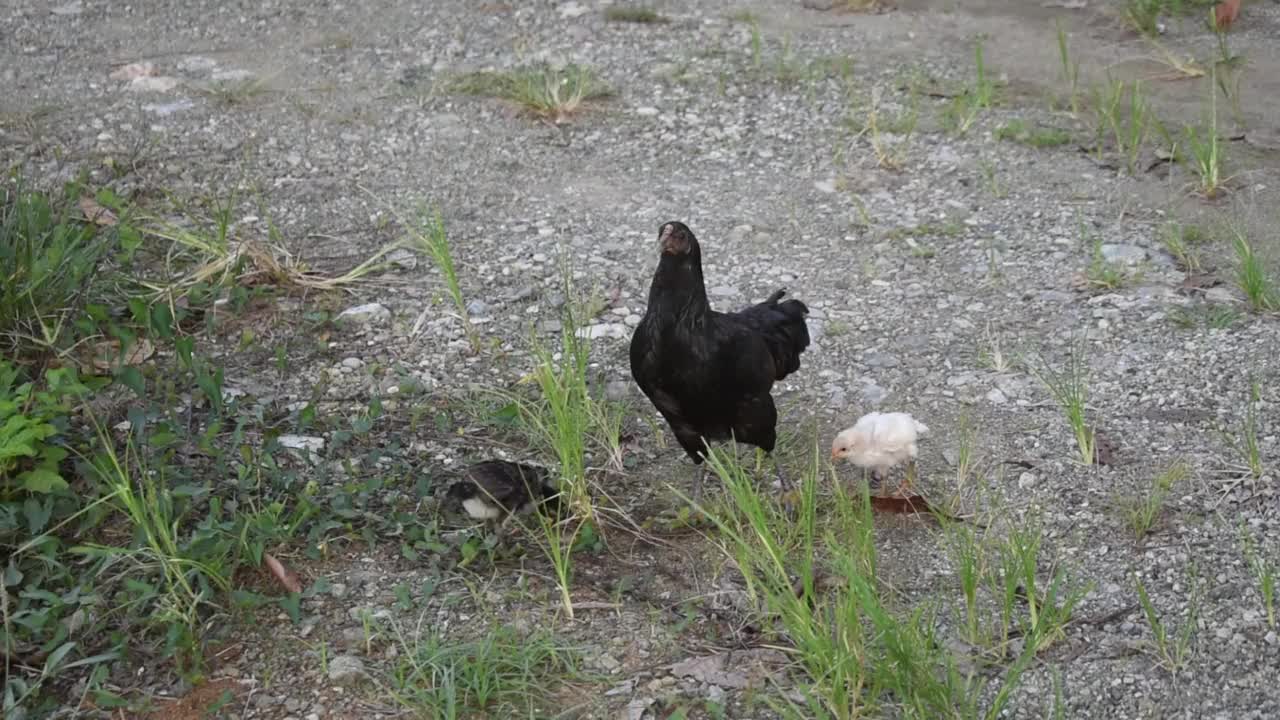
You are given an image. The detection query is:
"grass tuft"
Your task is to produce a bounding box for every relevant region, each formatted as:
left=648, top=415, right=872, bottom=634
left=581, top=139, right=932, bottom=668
left=604, top=6, right=669, bottom=23
left=450, top=64, right=612, bottom=122
left=402, top=207, right=482, bottom=352
left=995, top=119, right=1071, bottom=148
left=1115, top=461, right=1187, bottom=541
left=1028, top=341, right=1095, bottom=466
left=695, top=443, right=1038, bottom=718
left=388, top=622, right=579, bottom=717
left=1134, top=568, right=1200, bottom=672
left=1229, top=225, right=1278, bottom=312
left=1160, top=222, right=1207, bottom=272
left=1240, top=526, right=1276, bottom=629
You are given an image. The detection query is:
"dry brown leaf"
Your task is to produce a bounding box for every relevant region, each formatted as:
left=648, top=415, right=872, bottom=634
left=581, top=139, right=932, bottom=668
left=264, top=552, right=303, bottom=594
left=78, top=196, right=118, bottom=226
left=1093, top=430, right=1120, bottom=466
left=1214, top=0, right=1240, bottom=30
left=89, top=338, right=155, bottom=372
left=109, top=61, right=157, bottom=81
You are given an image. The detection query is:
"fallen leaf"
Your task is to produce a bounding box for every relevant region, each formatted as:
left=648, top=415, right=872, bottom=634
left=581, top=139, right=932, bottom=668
left=78, top=196, right=118, bottom=226
left=89, top=338, right=155, bottom=371
left=263, top=552, right=303, bottom=594
left=870, top=494, right=937, bottom=515
left=1213, top=0, right=1240, bottom=31
left=1093, top=431, right=1119, bottom=466
left=668, top=648, right=786, bottom=689
left=1179, top=272, right=1221, bottom=292
left=109, top=61, right=157, bottom=81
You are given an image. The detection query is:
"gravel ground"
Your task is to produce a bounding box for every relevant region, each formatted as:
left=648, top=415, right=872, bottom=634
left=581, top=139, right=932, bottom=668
left=5, top=0, right=1280, bottom=718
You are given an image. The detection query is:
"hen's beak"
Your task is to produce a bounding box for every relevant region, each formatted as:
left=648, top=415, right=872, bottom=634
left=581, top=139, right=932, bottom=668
left=659, top=224, right=689, bottom=255
left=830, top=448, right=840, bottom=460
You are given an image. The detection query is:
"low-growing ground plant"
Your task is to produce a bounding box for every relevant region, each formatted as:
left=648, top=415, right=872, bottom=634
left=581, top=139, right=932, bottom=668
left=1115, top=461, right=1188, bottom=541
left=1028, top=341, right=1096, bottom=466
left=387, top=621, right=580, bottom=717
left=450, top=64, right=612, bottom=121
left=1229, top=225, right=1277, bottom=312
left=1134, top=568, right=1201, bottom=672
left=695, top=444, right=1038, bottom=719
left=1240, top=527, right=1276, bottom=629
left=603, top=5, right=669, bottom=23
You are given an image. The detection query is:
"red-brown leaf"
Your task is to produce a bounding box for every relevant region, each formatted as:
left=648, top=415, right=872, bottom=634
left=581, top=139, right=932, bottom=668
left=1214, top=0, right=1241, bottom=30
left=263, top=552, right=303, bottom=594
left=78, top=196, right=118, bottom=226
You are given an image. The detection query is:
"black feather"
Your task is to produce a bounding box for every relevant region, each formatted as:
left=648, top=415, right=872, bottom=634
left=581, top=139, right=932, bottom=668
left=628, top=221, right=811, bottom=466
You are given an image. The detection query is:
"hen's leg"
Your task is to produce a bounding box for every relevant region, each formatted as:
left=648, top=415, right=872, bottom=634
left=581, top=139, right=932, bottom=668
left=690, top=463, right=708, bottom=506
left=773, top=456, right=801, bottom=517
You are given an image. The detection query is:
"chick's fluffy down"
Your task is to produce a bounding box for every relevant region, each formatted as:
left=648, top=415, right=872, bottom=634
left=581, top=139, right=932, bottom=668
left=833, top=412, right=930, bottom=475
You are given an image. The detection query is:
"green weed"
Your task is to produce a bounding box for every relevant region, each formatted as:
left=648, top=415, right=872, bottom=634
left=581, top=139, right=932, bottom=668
left=403, top=207, right=482, bottom=352
left=604, top=6, right=669, bottom=23
left=994, top=119, right=1071, bottom=148
left=1028, top=341, right=1095, bottom=466
left=1115, top=461, right=1187, bottom=540
left=1229, top=225, right=1277, bottom=312
left=1133, top=569, right=1200, bottom=672
left=1056, top=21, right=1080, bottom=114
left=945, top=39, right=997, bottom=135
left=697, top=444, right=1035, bottom=719
left=449, top=64, right=612, bottom=121
left=388, top=623, right=579, bottom=718
left=1182, top=68, right=1229, bottom=198
left=1240, top=526, right=1276, bottom=629
left=1160, top=222, right=1207, bottom=272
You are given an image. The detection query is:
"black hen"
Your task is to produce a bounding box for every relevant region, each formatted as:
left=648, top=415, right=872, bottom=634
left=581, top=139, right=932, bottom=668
left=629, top=221, right=811, bottom=501
left=445, top=460, right=560, bottom=535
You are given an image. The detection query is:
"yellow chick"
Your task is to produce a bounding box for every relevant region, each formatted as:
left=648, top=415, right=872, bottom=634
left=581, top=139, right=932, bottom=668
left=831, top=412, right=930, bottom=496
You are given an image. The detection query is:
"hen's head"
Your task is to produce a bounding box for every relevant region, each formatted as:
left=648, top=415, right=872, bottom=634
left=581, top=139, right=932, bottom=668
left=830, top=427, right=867, bottom=461
left=658, top=221, right=700, bottom=259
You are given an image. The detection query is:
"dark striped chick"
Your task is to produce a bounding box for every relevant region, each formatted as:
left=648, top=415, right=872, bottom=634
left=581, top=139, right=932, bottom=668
left=444, top=460, right=560, bottom=536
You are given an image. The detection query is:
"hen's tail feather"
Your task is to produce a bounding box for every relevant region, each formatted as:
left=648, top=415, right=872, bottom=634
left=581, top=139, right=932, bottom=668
left=737, top=287, right=811, bottom=380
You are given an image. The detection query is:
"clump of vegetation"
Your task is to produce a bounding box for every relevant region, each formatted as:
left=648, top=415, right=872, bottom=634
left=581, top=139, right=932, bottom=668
left=1134, top=568, right=1202, bottom=672
left=388, top=623, right=580, bottom=716
left=1115, top=461, right=1188, bottom=541
left=0, top=177, right=436, bottom=712
left=995, top=119, right=1072, bottom=148
left=945, top=39, right=998, bottom=135
left=603, top=5, right=669, bottom=23
left=1229, top=225, right=1277, bottom=312
left=695, top=445, right=1084, bottom=718
left=1028, top=341, right=1096, bottom=466
left=449, top=64, right=612, bottom=121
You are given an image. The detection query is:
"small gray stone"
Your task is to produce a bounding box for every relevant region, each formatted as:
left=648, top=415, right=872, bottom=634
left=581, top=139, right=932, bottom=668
left=466, top=299, right=490, bottom=317
left=337, top=302, right=391, bottom=324
left=860, top=381, right=888, bottom=406
left=863, top=351, right=899, bottom=369
left=1018, top=472, right=1037, bottom=490
left=327, top=655, right=367, bottom=685
left=577, top=323, right=628, bottom=340
left=605, top=380, right=631, bottom=401
left=1099, top=244, right=1148, bottom=266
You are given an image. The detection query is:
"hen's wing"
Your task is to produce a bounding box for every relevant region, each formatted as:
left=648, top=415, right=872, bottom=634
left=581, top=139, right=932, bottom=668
left=629, top=318, right=715, bottom=461
left=726, top=289, right=811, bottom=381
